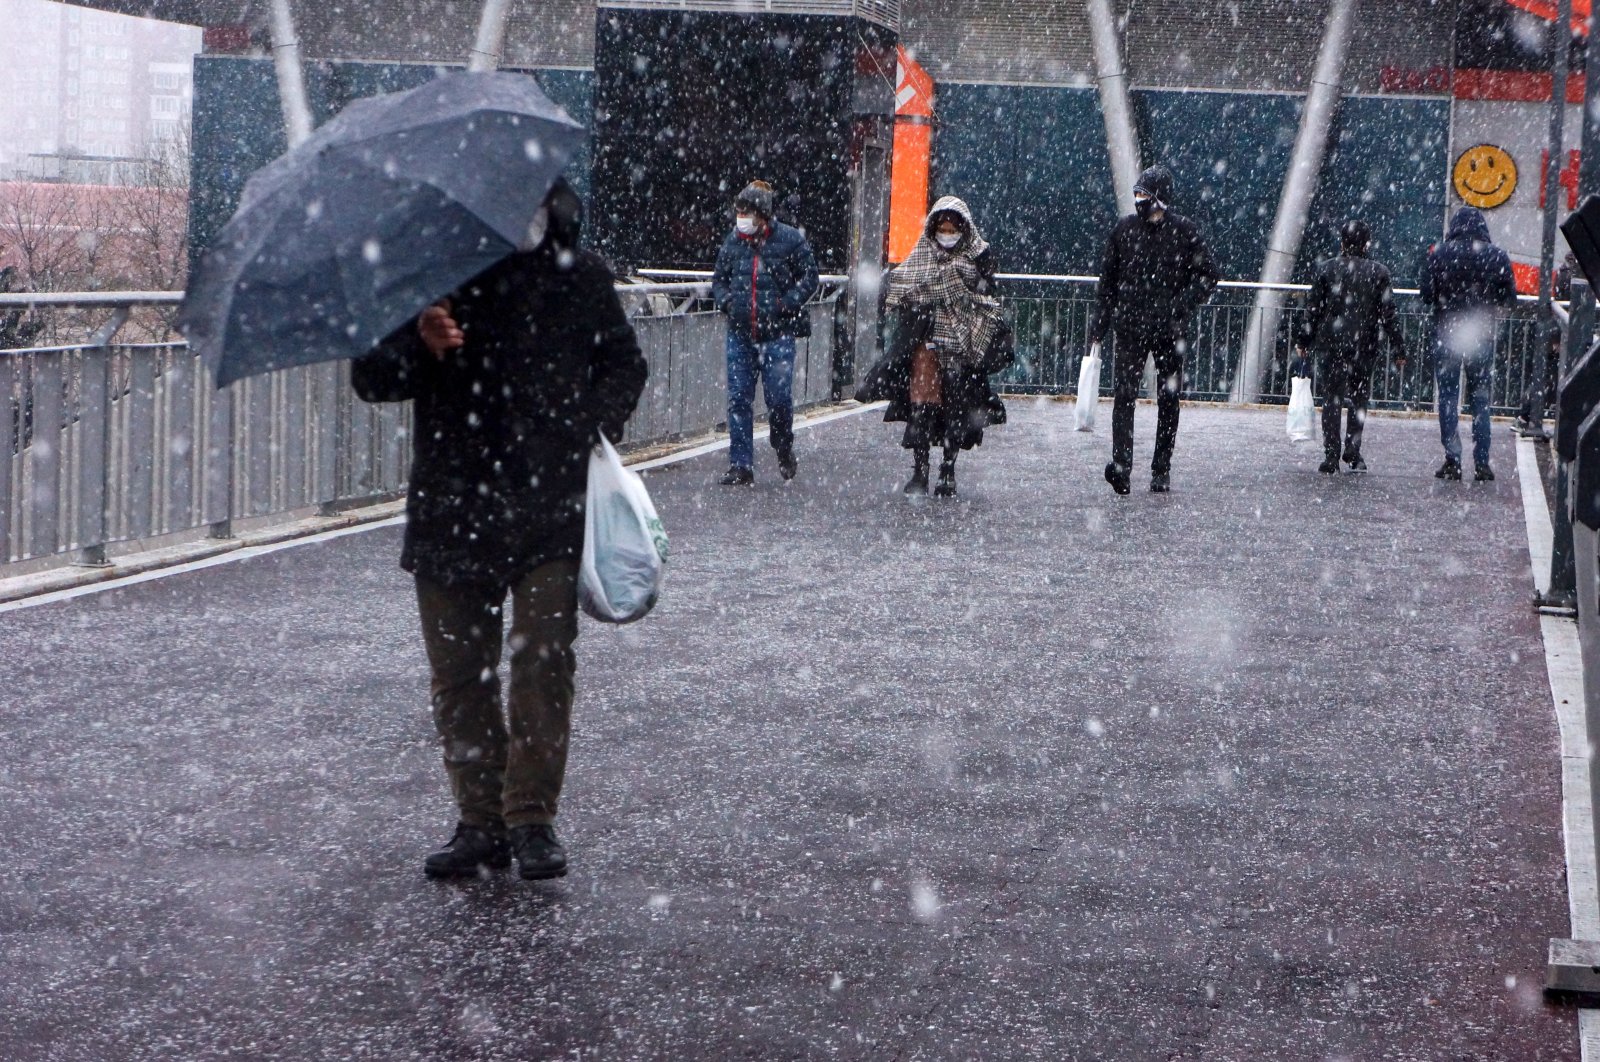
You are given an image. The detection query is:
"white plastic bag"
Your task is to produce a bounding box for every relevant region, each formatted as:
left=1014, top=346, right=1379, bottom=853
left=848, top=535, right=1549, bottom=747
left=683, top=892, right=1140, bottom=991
left=1074, top=346, right=1102, bottom=432
left=578, top=436, right=667, bottom=624
left=1286, top=376, right=1316, bottom=442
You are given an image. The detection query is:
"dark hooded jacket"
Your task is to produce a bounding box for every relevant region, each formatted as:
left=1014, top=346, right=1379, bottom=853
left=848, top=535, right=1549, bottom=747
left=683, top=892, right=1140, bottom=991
left=351, top=205, right=647, bottom=590
left=1089, top=167, right=1221, bottom=348
left=1297, top=248, right=1406, bottom=368
left=1420, top=207, right=1517, bottom=322
left=711, top=219, right=820, bottom=343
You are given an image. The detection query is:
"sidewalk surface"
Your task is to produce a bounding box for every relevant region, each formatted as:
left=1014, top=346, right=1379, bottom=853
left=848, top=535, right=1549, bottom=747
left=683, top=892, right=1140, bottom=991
left=0, top=402, right=1578, bottom=1060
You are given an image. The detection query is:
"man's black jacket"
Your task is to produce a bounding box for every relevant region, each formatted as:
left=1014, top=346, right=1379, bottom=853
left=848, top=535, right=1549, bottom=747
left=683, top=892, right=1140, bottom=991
left=352, top=248, right=647, bottom=589
left=1297, top=252, right=1406, bottom=367
left=1090, top=212, right=1221, bottom=349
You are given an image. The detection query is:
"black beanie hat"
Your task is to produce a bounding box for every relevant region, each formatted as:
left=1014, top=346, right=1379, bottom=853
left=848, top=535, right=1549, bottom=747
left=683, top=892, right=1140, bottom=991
left=1340, top=219, right=1371, bottom=254
left=734, top=181, right=775, bottom=219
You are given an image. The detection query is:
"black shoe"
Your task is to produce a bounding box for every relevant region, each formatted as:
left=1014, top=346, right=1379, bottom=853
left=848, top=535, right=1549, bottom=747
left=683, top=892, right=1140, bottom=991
left=1344, top=454, right=1368, bottom=473
left=509, top=823, right=568, bottom=880
left=1474, top=463, right=1495, bottom=482
left=903, top=461, right=930, bottom=496
left=1150, top=471, right=1170, bottom=493
left=1513, top=416, right=1533, bottom=435
left=423, top=824, right=510, bottom=879
left=934, top=463, right=957, bottom=498
left=1318, top=457, right=1339, bottom=474
left=777, top=449, right=798, bottom=481
left=1104, top=462, right=1131, bottom=496
left=1435, top=459, right=1462, bottom=481
left=718, top=466, right=754, bottom=486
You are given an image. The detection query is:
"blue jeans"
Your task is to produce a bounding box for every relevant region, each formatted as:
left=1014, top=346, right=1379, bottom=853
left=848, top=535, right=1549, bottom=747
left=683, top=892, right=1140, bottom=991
left=1436, top=355, right=1493, bottom=467
left=726, top=331, right=795, bottom=470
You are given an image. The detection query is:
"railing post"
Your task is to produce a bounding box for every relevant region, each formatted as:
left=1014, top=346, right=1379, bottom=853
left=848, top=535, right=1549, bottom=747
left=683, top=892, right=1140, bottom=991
left=204, top=368, right=235, bottom=540
left=74, top=306, right=130, bottom=568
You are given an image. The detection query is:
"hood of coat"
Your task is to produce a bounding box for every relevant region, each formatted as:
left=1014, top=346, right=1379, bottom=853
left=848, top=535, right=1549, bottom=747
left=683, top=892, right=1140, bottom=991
left=923, top=195, right=989, bottom=257
left=1447, top=206, right=1492, bottom=245
left=1134, top=166, right=1175, bottom=206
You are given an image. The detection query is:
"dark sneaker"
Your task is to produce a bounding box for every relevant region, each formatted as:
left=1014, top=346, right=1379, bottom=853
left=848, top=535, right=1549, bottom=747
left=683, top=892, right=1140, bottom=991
left=1474, top=463, right=1495, bottom=482
left=903, top=465, right=929, bottom=496
left=509, top=823, right=568, bottom=880
left=1104, top=462, right=1131, bottom=496
left=1512, top=416, right=1532, bottom=435
left=423, top=824, right=510, bottom=879
left=1318, top=457, right=1339, bottom=474
left=777, top=449, right=798, bottom=481
left=934, top=464, right=957, bottom=498
left=1150, top=471, right=1170, bottom=493
left=718, top=466, right=754, bottom=487
left=1345, top=455, right=1368, bottom=473
left=1435, top=459, right=1462, bottom=481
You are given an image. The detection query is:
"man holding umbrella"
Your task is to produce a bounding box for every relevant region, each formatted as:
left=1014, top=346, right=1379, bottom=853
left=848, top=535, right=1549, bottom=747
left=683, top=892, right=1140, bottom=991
left=179, top=73, right=647, bottom=881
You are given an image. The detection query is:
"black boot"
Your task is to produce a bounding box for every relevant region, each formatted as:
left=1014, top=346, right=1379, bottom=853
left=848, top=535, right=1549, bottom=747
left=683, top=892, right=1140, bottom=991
left=1104, top=462, right=1131, bottom=496
left=423, top=823, right=510, bottom=879
left=1149, top=471, right=1170, bottom=493
left=718, top=465, right=754, bottom=486
left=509, top=823, right=568, bottom=880
left=934, top=447, right=958, bottom=498
left=903, top=448, right=930, bottom=495
left=777, top=447, right=798, bottom=481
left=1435, top=458, right=1462, bottom=481
left=1474, top=462, right=1495, bottom=482
left=1318, top=456, right=1340, bottom=474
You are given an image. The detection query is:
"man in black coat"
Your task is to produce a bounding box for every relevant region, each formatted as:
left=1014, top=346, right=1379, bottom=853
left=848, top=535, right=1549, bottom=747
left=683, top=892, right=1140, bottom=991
left=352, top=181, right=647, bottom=881
left=1295, top=220, right=1407, bottom=474
left=1419, top=206, right=1517, bottom=481
left=1088, top=165, right=1221, bottom=494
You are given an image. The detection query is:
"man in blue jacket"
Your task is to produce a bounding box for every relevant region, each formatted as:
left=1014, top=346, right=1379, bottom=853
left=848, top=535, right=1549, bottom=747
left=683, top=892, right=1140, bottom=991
left=710, top=180, right=820, bottom=486
left=1420, top=206, right=1518, bottom=481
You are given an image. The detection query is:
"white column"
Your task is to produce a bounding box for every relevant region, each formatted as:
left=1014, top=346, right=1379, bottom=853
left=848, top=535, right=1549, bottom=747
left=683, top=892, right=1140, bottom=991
left=268, top=0, right=313, bottom=148
left=1232, top=0, right=1358, bottom=403
left=467, top=0, right=514, bottom=73
left=1086, top=0, right=1141, bottom=215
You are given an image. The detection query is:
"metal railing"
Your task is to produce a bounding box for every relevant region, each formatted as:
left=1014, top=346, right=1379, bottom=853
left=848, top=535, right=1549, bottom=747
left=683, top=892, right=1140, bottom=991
left=993, top=276, right=1555, bottom=414
left=1, top=285, right=843, bottom=573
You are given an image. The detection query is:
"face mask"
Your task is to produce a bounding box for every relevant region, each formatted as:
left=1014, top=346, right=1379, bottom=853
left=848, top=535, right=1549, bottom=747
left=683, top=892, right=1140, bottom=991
left=935, top=232, right=962, bottom=250
left=1135, top=195, right=1165, bottom=222
left=735, top=216, right=758, bottom=236
left=519, top=205, right=550, bottom=251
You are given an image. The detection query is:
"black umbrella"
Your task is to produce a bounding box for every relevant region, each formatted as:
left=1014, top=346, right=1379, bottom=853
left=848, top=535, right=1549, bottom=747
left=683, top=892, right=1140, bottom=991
left=179, top=71, right=585, bottom=387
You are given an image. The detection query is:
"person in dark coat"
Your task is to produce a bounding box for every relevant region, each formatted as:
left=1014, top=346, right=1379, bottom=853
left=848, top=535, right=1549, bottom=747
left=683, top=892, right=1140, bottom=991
left=1088, top=165, right=1221, bottom=494
left=351, top=179, right=647, bottom=881
left=710, top=180, right=820, bottom=486
left=1295, top=219, right=1408, bottom=474
left=866, top=196, right=1008, bottom=498
left=1419, top=206, right=1518, bottom=481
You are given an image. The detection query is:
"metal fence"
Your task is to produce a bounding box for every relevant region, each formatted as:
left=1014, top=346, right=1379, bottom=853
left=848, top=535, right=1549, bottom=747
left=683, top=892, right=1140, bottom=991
left=1, top=290, right=842, bottom=572
left=996, top=278, right=1552, bottom=414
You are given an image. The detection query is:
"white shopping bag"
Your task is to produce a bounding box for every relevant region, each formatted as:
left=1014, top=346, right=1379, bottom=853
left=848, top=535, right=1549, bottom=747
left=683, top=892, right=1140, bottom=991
left=1286, top=376, right=1317, bottom=443
left=1074, top=346, right=1102, bottom=432
left=578, top=435, right=668, bottom=624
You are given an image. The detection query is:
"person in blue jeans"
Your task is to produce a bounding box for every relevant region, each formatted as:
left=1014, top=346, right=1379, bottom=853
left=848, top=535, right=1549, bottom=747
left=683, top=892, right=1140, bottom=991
left=1419, top=206, right=1518, bottom=481
left=710, top=180, right=820, bottom=486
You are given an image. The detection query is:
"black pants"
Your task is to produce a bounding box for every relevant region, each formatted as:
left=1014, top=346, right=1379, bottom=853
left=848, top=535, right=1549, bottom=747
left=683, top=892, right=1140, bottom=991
left=1319, top=356, right=1372, bottom=461
left=1112, top=339, right=1183, bottom=475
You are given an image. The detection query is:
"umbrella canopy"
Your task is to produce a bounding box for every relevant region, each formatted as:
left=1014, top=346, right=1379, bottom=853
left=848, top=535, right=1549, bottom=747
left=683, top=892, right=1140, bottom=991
left=179, top=71, right=585, bottom=387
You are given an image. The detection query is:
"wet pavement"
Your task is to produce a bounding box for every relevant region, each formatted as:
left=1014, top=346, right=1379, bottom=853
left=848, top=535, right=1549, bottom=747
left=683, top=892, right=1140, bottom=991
left=0, top=401, right=1578, bottom=1060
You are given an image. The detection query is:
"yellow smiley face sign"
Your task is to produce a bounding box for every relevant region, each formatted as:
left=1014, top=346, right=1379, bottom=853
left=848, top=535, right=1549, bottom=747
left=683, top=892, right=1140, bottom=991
left=1453, top=144, right=1518, bottom=209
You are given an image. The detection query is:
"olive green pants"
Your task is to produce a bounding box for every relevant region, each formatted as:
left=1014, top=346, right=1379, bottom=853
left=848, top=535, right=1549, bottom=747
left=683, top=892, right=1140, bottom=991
left=414, top=559, right=580, bottom=831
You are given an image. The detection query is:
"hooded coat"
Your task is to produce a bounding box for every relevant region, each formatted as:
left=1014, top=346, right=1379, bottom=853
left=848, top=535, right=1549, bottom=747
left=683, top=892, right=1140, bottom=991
left=856, top=197, right=1008, bottom=449
left=351, top=207, right=648, bottom=590
left=1089, top=166, right=1221, bottom=348
left=1420, top=207, right=1517, bottom=323
left=1297, top=247, right=1406, bottom=368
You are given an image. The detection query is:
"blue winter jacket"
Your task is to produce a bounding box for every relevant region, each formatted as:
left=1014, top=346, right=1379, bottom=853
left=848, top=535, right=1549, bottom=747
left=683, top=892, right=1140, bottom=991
left=711, top=221, right=820, bottom=343
left=1420, top=207, right=1518, bottom=321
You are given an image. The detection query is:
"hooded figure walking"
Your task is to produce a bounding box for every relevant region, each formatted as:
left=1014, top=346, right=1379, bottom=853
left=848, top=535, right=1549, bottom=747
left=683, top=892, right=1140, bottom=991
left=866, top=196, right=1009, bottom=497
left=1419, top=206, right=1517, bottom=481
left=351, top=180, right=648, bottom=881
left=710, top=180, right=820, bottom=486
left=1295, top=219, right=1408, bottom=474
left=1088, top=165, right=1221, bottom=494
